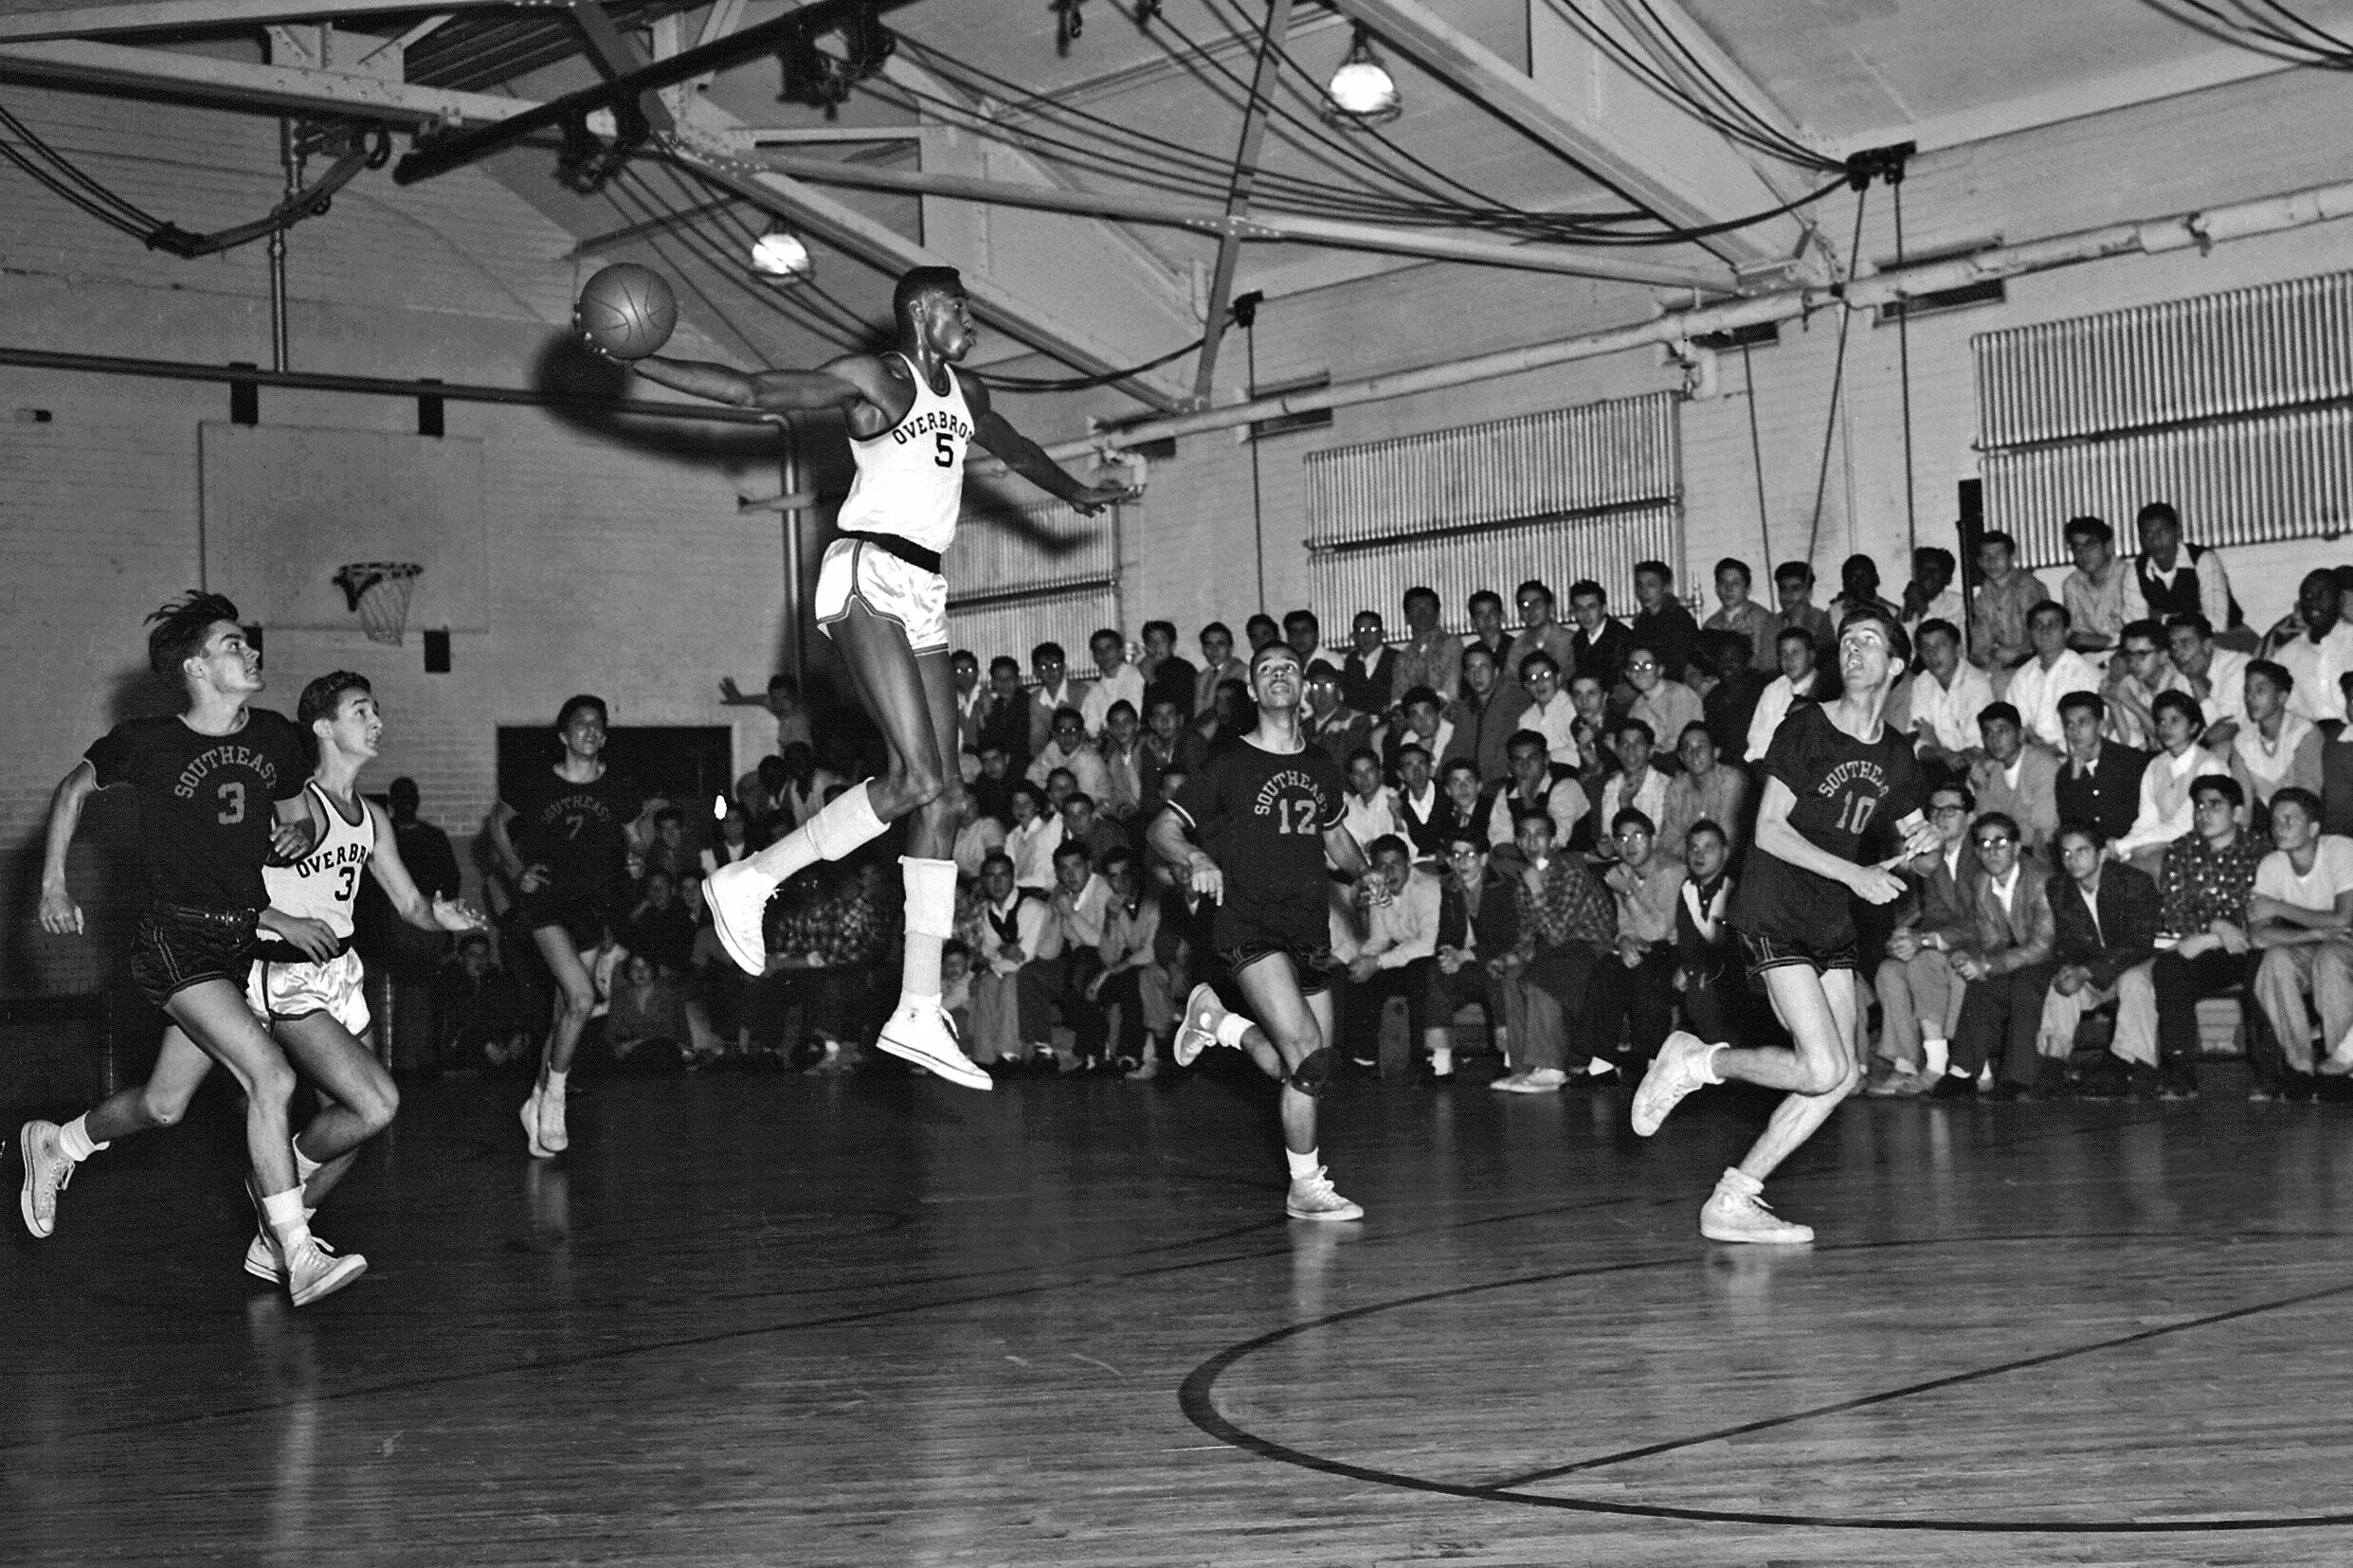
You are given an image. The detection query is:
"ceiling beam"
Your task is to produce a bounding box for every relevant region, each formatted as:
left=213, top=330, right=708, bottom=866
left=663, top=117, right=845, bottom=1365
left=1326, top=0, right=1811, bottom=275
left=703, top=141, right=1726, bottom=289
left=670, top=101, right=1189, bottom=412
left=0, top=0, right=527, bottom=45
left=0, top=36, right=531, bottom=123
left=1192, top=0, right=1292, bottom=406
left=568, top=0, right=672, bottom=134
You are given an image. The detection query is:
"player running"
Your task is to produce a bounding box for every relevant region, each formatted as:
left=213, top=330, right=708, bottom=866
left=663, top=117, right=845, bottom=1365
left=489, top=694, right=645, bottom=1158
left=227, top=671, right=484, bottom=1281
left=1629, top=606, right=1938, bottom=1244
left=608, top=266, right=1131, bottom=1091
left=1147, top=641, right=1387, bottom=1222
left=26, top=593, right=362, bottom=1306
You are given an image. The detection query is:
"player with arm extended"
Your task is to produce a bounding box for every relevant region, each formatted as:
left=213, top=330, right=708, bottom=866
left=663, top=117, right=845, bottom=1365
left=1146, top=641, right=1391, bottom=1222
left=606, top=266, right=1131, bottom=1091
left=227, top=671, right=485, bottom=1283
left=24, top=593, right=365, bottom=1307
left=488, top=694, right=644, bottom=1157
left=1629, top=606, right=1939, bottom=1244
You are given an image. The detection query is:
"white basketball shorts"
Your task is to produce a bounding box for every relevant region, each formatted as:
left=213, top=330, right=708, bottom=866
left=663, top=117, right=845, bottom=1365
left=814, top=535, right=950, bottom=655
left=245, top=947, right=371, bottom=1036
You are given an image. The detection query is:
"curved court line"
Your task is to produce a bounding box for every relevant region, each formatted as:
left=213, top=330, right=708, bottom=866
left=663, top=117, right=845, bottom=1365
left=1178, top=1234, right=2353, bottom=1534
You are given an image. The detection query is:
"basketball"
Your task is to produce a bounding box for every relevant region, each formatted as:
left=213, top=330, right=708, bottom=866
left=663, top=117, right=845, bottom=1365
left=575, top=262, right=677, bottom=360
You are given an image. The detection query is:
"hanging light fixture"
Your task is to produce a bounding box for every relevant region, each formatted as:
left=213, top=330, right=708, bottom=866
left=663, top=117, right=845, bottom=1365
left=749, top=227, right=813, bottom=282
left=1321, top=26, right=1402, bottom=128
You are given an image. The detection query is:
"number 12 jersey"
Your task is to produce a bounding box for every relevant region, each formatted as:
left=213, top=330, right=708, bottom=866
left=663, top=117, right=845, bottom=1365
left=1167, top=737, right=1349, bottom=950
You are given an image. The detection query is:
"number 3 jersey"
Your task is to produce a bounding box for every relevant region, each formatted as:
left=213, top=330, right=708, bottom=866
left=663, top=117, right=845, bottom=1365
left=1167, top=738, right=1350, bottom=950
left=84, top=709, right=311, bottom=913
left=834, top=351, right=971, bottom=555
left=262, top=781, right=374, bottom=940
left=1727, top=701, right=1922, bottom=945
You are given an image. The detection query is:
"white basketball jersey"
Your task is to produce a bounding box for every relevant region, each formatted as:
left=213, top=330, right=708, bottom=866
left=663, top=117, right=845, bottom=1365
left=262, top=781, right=376, bottom=939
left=834, top=352, right=972, bottom=556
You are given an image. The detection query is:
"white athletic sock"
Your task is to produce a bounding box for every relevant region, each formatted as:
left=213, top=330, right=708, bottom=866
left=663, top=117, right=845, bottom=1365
left=1285, top=1147, right=1321, bottom=1181
left=898, top=856, right=958, bottom=1001
left=1699, top=1042, right=1729, bottom=1084
left=58, top=1114, right=105, bottom=1162
left=1717, top=1166, right=1762, bottom=1199
left=1921, top=1037, right=1950, bottom=1079
left=262, top=1186, right=312, bottom=1253
left=291, top=1137, right=322, bottom=1184
left=544, top=1067, right=569, bottom=1099
left=747, top=782, right=890, bottom=882
left=1213, top=1013, right=1254, bottom=1048
left=1430, top=1045, right=1454, bottom=1074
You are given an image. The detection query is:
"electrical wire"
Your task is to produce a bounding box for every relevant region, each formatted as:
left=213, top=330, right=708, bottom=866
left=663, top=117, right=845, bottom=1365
left=1803, top=187, right=1870, bottom=571
left=2140, top=0, right=2353, bottom=64
left=974, top=333, right=1204, bottom=392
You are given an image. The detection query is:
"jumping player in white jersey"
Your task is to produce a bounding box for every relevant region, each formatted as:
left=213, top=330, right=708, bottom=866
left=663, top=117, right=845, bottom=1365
left=1629, top=605, right=1939, bottom=1244
left=605, top=266, right=1131, bottom=1090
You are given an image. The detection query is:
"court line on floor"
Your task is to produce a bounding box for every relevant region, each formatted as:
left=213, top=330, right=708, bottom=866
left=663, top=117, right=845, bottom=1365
left=1177, top=1232, right=2353, bottom=1533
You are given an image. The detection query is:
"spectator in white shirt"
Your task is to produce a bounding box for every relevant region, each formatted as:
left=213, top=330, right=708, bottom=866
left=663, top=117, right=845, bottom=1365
left=967, top=852, right=1060, bottom=1067
left=2250, top=787, right=2353, bottom=1077
left=1004, top=782, right=1063, bottom=891
left=2270, top=568, right=2353, bottom=727
left=1344, top=747, right=1406, bottom=851
left=1624, top=645, right=1704, bottom=773
left=1595, top=719, right=1671, bottom=864
left=951, top=788, right=1007, bottom=881
left=2164, top=612, right=2250, bottom=752
left=1908, top=618, right=1992, bottom=776
left=2233, top=659, right=2323, bottom=813
left=1746, top=624, right=1820, bottom=761
left=1345, top=836, right=1453, bottom=1077
left=2006, top=602, right=2105, bottom=752
left=1490, top=730, right=1588, bottom=858
left=1078, top=627, right=1146, bottom=738
left=2113, top=691, right=2231, bottom=874
left=2061, top=514, right=2147, bottom=657
left=1027, top=707, right=1113, bottom=801
left=1518, top=652, right=1581, bottom=769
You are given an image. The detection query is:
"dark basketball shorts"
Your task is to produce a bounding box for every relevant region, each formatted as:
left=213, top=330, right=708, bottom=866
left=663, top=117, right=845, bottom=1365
left=1219, top=940, right=1345, bottom=999
left=128, top=903, right=259, bottom=1009
left=518, top=884, right=618, bottom=952
left=1736, top=928, right=1860, bottom=987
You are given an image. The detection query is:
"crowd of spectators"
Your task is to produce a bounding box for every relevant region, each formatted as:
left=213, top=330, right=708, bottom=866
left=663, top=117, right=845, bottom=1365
left=393, top=498, right=2353, bottom=1099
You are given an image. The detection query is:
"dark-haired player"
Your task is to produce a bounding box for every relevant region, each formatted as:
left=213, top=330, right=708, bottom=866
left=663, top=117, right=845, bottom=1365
left=26, top=593, right=362, bottom=1306
left=607, top=266, right=1131, bottom=1091
left=489, top=694, right=646, bottom=1157
left=1631, top=607, right=1937, bottom=1244
left=229, top=672, right=484, bottom=1279
left=1148, top=641, right=1388, bottom=1222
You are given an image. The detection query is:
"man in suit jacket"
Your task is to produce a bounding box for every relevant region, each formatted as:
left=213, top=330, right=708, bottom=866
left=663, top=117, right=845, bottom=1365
left=2052, top=692, right=2150, bottom=842
left=1873, top=779, right=1982, bottom=1090
left=1969, top=702, right=2063, bottom=856
left=2035, top=822, right=2163, bottom=1092
left=1443, top=644, right=1533, bottom=784
left=1939, top=812, right=2057, bottom=1098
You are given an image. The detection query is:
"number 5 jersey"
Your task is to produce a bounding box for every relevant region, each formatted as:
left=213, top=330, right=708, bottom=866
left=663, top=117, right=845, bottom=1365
left=84, top=709, right=312, bottom=913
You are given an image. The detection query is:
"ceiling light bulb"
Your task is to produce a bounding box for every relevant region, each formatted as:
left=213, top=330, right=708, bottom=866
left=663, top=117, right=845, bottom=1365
left=1324, top=27, right=1401, bottom=127
left=750, top=229, right=813, bottom=281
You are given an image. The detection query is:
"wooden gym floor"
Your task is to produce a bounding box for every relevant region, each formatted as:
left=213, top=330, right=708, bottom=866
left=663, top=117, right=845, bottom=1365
left=7, top=1057, right=2353, bottom=1566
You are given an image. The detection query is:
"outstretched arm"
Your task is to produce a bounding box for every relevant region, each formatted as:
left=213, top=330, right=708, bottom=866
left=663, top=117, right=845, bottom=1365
left=626, top=352, right=870, bottom=414
left=967, top=378, right=1132, bottom=515
left=37, top=761, right=100, bottom=934
left=365, top=802, right=486, bottom=932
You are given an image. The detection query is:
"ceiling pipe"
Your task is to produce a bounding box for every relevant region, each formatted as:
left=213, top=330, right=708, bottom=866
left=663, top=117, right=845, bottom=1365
left=989, top=171, right=2353, bottom=470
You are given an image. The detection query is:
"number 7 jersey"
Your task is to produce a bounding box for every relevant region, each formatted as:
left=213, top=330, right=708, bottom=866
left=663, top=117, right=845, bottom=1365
left=262, top=780, right=375, bottom=939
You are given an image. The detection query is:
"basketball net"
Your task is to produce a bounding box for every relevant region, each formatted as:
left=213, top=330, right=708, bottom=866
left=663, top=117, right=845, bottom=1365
left=334, top=561, right=424, bottom=646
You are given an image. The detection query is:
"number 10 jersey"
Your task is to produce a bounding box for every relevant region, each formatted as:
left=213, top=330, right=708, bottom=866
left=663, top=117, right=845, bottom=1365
left=1727, top=702, right=1922, bottom=946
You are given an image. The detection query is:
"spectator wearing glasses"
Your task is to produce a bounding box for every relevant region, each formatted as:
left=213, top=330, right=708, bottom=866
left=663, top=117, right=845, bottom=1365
left=1341, top=610, right=1397, bottom=717
left=1625, top=646, right=1704, bottom=773
left=1028, top=706, right=1113, bottom=802
left=1935, top=812, right=2055, bottom=1099
left=1873, top=781, right=1981, bottom=1091
left=1519, top=652, right=1581, bottom=769
left=1027, top=641, right=1082, bottom=759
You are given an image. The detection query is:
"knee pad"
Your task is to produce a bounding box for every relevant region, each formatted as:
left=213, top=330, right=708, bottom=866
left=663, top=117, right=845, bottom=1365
left=1288, top=1046, right=1334, bottom=1099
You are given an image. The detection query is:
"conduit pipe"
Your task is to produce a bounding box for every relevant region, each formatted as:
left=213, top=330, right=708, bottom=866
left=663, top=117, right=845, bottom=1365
left=994, top=172, right=2353, bottom=472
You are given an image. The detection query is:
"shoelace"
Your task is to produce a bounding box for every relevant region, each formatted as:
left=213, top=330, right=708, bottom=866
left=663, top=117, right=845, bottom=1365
left=1294, top=1169, right=1335, bottom=1201
left=49, top=1157, right=74, bottom=1196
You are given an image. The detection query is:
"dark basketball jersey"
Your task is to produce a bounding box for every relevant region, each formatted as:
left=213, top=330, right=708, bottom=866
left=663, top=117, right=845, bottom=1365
left=1168, top=737, right=1348, bottom=949
left=84, top=709, right=311, bottom=911
left=1728, top=703, right=1922, bottom=944
left=503, top=767, right=645, bottom=896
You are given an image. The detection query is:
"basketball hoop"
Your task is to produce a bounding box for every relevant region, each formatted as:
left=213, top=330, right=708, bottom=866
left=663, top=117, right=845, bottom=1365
left=333, top=561, right=424, bottom=645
